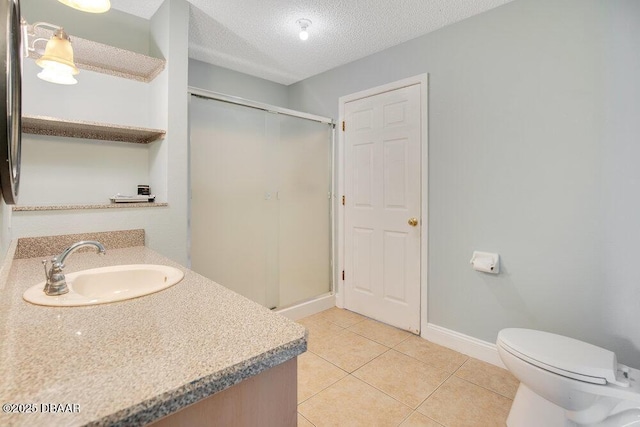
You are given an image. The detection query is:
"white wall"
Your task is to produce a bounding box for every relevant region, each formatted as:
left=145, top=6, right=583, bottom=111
left=146, top=0, right=190, bottom=265
left=0, top=0, right=154, bottom=262
left=289, top=0, right=640, bottom=367
left=11, top=0, right=190, bottom=266
left=21, top=0, right=150, bottom=54
left=19, top=60, right=152, bottom=206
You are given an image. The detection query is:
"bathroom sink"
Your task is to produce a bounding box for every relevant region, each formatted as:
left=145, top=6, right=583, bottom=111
left=23, top=264, right=184, bottom=307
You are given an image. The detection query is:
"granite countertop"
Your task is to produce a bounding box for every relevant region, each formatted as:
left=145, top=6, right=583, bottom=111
left=0, top=246, right=306, bottom=426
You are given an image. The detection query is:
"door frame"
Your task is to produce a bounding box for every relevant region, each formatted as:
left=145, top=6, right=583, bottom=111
left=336, top=74, right=429, bottom=334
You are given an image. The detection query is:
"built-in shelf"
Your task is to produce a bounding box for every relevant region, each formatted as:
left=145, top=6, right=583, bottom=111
left=22, top=115, right=166, bottom=144
left=13, top=203, right=169, bottom=212
left=29, top=26, right=166, bottom=83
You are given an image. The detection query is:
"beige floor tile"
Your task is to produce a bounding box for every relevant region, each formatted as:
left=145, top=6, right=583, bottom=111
left=311, top=329, right=389, bottom=373
left=399, top=412, right=444, bottom=427
left=297, top=317, right=345, bottom=353
left=348, top=318, right=413, bottom=347
left=298, top=375, right=412, bottom=427
left=395, top=336, right=468, bottom=373
left=455, top=358, right=519, bottom=399
left=310, top=307, right=367, bottom=328
left=353, top=350, right=450, bottom=409
left=298, top=351, right=348, bottom=403
left=417, top=376, right=512, bottom=427
left=298, top=413, right=315, bottom=427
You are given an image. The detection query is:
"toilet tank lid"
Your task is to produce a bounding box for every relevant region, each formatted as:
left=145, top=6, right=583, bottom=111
left=497, top=328, right=620, bottom=385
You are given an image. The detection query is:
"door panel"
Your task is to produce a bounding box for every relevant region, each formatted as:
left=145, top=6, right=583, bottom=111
left=344, top=84, right=422, bottom=333
left=383, top=138, right=408, bottom=209
left=353, top=227, right=374, bottom=294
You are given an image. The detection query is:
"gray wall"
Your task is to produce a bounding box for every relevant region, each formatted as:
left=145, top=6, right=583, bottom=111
left=189, top=59, right=289, bottom=108
left=289, top=0, right=640, bottom=367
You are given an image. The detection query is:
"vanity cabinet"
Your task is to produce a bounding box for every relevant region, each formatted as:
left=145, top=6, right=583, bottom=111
left=150, top=358, right=297, bottom=427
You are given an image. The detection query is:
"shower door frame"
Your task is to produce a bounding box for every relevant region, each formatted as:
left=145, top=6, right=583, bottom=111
left=187, top=87, right=337, bottom=307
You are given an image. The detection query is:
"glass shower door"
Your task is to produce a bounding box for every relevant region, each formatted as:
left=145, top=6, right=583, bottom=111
left=277, top=115, right=332, bottom=307
left=189, top=94, right=332, bottom=309
left=190, top=96, right=276, bottom=307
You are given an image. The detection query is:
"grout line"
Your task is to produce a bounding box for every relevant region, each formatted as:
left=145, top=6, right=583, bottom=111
left=391, top=334, right=413, bottom=347
left=453, top=356, right=471, bottom=374
left=297, top=350, right=349, bottom=404
left=297, top=411, right=317, bottom=426
left=347, top=374, right=414, bottom=412
left=412, top=372, right=453, bottom=411
left=395, top=409, right=413, bottom=426
left=351, top=347, right=393, bottom=375
left=453, top=375, right=516, bottom=401
left=390, top=346, right=459, bottom=375
left=305, top=349, right=350, bottom=374
left=299, top=310, right=511, bottom=426
left=452, top=358, right=519, bottom=400
left=346, top=326, right=412, bottom=348
left=351, top=372, right=416, bottom=410
left=297, top=373, right=347, bottom=406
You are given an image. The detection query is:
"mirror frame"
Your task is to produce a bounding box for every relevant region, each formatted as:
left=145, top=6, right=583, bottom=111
left=0, top=0, right=21, bottom=205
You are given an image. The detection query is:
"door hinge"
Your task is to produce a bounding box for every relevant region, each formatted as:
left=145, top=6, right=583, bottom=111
left=342, top=195, right=345, bottom=206
left=342, top=270, right=345, bottom=281
left=342, top=121, right=345, bottom=131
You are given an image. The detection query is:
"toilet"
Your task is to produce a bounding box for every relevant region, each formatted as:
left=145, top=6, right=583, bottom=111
left=496, top=328, right=640, bottom=426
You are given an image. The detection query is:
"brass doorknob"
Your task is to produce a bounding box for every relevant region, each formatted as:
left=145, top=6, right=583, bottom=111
left=408, top=217, right=419, bottom=227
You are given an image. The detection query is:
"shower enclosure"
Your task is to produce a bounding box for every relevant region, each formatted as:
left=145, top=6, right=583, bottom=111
left=188, top=89, right=334, bottom=310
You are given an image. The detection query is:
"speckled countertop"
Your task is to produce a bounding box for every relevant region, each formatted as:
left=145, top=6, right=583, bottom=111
left=0, top=246, right=306, bottom=426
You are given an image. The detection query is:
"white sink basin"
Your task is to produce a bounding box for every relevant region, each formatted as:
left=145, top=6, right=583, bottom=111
left=23, top=264, right=184, bottom=307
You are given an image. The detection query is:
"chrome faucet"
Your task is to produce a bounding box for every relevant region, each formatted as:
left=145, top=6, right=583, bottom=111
left=42, top=241, right=106, bottom=296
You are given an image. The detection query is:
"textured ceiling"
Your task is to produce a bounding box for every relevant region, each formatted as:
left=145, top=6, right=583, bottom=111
left=110, top=0, right=514, bottom=85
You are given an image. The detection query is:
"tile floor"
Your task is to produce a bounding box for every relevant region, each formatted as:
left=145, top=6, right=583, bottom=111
left=296, top=307, right=519, bottom=427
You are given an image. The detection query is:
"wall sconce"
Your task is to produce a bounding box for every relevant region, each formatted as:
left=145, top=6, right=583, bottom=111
left=296, top=19, right=311, bottom=41
left=22, top=21, right=79, bottom=85
left=57, top=0, right=110, bottom=14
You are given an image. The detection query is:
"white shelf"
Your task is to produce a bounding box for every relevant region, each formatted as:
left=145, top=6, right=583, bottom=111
left=22, top=115, right=166, bottom=144
left=28, top=26, right=166, bottom=83
left=13, top=203, right=168, bottom=212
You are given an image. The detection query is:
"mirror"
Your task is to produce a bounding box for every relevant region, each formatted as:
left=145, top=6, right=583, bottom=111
left=0, top=0, right=21, bottom=205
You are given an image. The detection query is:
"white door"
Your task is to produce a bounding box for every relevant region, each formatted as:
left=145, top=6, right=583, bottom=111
left=344, top=83, right=422, bottom=333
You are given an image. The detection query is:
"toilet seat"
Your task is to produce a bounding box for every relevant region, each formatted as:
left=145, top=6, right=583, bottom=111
left=497, top=329, right=630, bottom=387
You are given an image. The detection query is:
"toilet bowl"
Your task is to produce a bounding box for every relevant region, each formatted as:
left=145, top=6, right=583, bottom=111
left=496, top=328, right=640, bottom=426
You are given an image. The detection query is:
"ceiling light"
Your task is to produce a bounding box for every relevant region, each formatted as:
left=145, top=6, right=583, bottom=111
left=23, top=22, right=80, bottom=85
left=297, top=19, right=311, bottom=41
left=57, top=0, right=111, bottom=13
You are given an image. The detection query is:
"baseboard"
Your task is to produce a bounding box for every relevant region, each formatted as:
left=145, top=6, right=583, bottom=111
left=276, top=293, right=336, bottom=321
left=277, top=297, right=505, bottom=368
left=421, top=323, right=505, bottom=369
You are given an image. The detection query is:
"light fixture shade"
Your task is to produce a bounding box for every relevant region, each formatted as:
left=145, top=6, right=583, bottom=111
left=37, top=65, right=78, bottom=85
left=57, top=0, right=110, bottom=13
left=35, top=30, right=79, bottom=75
left=35, top=29, right=79, bottom=85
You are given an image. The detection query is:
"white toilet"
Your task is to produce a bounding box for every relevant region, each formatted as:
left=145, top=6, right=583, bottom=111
left=496, top=328, right=640, bottom=426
